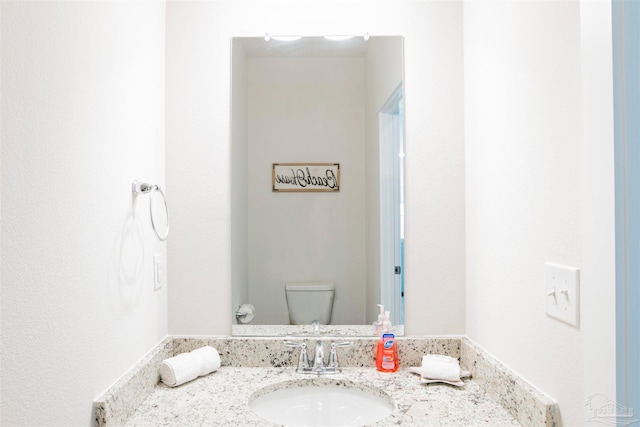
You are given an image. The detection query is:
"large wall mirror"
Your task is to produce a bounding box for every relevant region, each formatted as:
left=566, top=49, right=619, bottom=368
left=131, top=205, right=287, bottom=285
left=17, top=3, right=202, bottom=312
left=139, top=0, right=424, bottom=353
left=231, top=36, right=405, bottom=336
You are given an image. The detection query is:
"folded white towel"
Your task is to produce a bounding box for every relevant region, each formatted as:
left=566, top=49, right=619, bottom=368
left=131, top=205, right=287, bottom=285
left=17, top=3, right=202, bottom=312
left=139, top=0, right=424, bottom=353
left=160, top=346, right=221, bottom=387
left=408, top=354, right=471, bottom=387
left=408, top=367, right=471, bottom=387
left=420, top=354, right=461, bottom=382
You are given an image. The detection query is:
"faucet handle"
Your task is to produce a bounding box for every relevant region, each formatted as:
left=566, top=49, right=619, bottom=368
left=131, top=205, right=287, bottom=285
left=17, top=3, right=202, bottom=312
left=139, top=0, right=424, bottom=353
left=312, top=320, right=320, bottom=335
left=327, top=341, right=354, bottom=371
left=284, top=341, right=310, bottom=372
left=332, top=341, right=354, bottom=348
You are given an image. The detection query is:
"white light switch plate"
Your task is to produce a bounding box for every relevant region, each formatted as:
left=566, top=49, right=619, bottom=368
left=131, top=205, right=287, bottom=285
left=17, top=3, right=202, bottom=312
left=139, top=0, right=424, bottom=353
left=545, top=262, right=580, bottom=327
left=153, top=254, right=163, bottom=291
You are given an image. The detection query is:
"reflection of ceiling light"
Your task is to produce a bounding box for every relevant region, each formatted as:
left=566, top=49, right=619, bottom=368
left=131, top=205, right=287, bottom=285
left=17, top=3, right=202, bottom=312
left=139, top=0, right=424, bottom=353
left=270, top=36, right=302, bottom=42
left=324, top=35, right=354, bottom=41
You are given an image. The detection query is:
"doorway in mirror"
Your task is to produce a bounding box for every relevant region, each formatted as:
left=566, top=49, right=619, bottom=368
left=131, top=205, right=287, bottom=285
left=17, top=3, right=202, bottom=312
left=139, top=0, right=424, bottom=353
left=379, top=84, right=405, bottom=327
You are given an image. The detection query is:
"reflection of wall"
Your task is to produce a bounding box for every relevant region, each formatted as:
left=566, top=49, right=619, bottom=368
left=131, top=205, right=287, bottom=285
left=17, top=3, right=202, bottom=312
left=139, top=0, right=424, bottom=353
left=247, top=58, right=366, bottom=325
left=231, top=42, right=249, bottom=321
left=166, top=0, right=466, bottom=335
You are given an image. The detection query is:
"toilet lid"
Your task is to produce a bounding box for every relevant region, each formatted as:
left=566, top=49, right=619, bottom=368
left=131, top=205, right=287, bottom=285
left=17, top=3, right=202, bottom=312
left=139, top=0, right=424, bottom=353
left=285, top=282, right=335, bottom=292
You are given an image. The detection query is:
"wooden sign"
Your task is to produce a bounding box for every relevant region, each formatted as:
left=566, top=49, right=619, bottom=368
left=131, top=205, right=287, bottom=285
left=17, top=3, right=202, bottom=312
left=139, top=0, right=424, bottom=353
left=272, top=163, right=340, bottom=192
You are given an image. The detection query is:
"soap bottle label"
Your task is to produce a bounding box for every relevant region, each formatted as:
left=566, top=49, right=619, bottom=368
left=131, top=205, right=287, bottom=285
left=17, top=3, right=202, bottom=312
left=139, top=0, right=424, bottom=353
left=377, top=333, right=399, bottom=372
left=381, top=338, right=394, bottom=369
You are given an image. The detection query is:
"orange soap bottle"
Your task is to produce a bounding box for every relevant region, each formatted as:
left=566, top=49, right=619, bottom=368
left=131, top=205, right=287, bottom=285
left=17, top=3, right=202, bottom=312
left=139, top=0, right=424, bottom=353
left=376, top=333, right=399, bottom=372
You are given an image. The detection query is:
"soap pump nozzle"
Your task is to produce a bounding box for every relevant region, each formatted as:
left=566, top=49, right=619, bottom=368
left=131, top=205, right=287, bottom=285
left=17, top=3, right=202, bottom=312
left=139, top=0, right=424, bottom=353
left=373, top=304, right=385, bottom=336
left=383, top=310, right=392, bottom=333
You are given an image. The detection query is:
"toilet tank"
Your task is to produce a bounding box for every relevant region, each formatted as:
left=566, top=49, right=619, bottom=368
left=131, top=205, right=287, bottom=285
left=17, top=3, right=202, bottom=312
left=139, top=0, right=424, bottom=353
left=285, top=282, right=335, bottom=325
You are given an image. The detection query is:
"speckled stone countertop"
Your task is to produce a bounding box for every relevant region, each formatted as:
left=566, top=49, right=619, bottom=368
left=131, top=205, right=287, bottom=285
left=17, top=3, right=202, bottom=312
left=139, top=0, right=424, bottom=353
left=124, top=367, right=521, bottom=426
left=232, top=324, right=405, bottom=337
left=95, top=336, right=557, bottom=427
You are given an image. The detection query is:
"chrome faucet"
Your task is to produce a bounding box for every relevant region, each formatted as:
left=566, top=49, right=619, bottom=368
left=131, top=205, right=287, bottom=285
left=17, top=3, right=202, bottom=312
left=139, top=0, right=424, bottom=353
left=284, top=320, right=354, bottom=375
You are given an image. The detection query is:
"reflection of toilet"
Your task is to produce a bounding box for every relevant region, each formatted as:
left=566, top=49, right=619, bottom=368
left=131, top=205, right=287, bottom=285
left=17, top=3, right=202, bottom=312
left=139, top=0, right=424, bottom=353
left=285, top=282, right=335, bottom=325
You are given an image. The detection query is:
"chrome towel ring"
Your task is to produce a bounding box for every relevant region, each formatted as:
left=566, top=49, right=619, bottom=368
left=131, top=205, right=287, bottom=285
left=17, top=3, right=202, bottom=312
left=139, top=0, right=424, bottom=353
left=132, top=180, right=169, bottom=241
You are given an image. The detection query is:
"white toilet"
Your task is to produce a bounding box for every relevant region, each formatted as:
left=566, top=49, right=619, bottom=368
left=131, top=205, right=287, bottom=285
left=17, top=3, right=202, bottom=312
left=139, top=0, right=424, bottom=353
left=285, top=282, right=335, bottom=325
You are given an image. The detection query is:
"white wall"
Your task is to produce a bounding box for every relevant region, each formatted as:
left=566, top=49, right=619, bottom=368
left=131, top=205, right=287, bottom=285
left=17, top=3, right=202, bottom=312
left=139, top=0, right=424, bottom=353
left=166, top=0, right=465, bottom=335
left=464, top=1, right=616, bottom=425
left=580, top=0, right=617, bottom=419
left=246, top=58, right=366, bottom=325
left=0, top=2, right=167, bottom=425
left=0, top=1, right=617, bottom=425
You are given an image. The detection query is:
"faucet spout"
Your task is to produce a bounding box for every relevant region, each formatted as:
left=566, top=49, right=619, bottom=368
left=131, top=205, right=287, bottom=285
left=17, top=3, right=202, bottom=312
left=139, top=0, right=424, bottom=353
left=313, top=340, right=325, bottom=372
left=311, top=320, right=325, bottom=372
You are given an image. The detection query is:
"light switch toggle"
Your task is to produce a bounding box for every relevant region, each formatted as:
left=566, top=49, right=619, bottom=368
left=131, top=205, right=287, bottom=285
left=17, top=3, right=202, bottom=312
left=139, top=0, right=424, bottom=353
left=154, top=254, right=163, bottom=291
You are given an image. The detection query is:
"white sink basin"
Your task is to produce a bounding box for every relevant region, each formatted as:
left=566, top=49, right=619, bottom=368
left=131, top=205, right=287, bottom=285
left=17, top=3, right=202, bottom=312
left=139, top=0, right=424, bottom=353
left=249, top=380, right=394, bottom=427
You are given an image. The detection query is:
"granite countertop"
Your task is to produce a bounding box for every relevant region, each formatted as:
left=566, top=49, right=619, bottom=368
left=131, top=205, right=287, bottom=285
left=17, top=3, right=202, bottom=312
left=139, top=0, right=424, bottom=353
left=124, top=366, right=521, bottom=426
left=231, top=324, right=405, bottom=337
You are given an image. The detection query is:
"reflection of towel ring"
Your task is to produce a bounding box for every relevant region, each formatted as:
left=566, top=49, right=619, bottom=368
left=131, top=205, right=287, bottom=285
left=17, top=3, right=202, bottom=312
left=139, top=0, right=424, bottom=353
left=132, top=180, right=169, bottom=242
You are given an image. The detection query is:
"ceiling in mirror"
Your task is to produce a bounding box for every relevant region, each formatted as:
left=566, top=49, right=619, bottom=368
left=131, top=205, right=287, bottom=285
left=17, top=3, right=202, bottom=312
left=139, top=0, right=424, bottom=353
left=238, top=36, right=370, bottom=58
left=231, top=36, right=405, bottom=337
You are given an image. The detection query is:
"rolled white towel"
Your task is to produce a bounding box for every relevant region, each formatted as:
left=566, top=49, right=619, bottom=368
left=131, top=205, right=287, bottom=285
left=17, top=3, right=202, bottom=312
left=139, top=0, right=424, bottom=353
left=160, top=353, right=200, bottom=387
left=160, top=346, right=221, bottom=387
left=192, top=345, right=221, bottom=376
left=420, top=354, right=461, bottom=382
